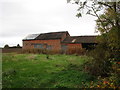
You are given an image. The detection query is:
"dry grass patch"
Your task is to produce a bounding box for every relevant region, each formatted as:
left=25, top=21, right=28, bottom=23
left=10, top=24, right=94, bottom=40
left=26, top=54, right=37, bottom=60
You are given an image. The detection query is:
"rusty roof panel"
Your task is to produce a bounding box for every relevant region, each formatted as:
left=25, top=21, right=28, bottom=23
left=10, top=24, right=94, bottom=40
left=62, top=36, right=97, bottom=43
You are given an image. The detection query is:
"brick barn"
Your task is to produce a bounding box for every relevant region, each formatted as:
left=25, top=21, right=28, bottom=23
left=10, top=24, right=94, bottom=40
left=22, top=31, right=97, bottom=53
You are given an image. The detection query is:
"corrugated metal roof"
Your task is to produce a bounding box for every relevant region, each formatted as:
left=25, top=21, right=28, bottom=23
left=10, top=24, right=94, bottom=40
left=62, top=36, right=97, bottom=44
left=23, top=34, right=39, bottom=40
left=35, top=31, right=69, bottom=40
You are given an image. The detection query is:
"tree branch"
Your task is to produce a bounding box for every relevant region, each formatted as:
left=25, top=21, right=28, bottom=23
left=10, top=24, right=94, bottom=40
left=91, top=7, right=108, bottom=32
left=98, top=2, right=113, bottom=10
left=104, top=17, right=115, bottom=27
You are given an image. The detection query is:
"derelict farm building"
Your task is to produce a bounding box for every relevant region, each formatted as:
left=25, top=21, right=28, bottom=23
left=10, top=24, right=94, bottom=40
left=22, top=31, right=97, bottom=53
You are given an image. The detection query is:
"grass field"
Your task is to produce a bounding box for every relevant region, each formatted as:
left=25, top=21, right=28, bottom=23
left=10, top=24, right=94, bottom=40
left=2, top=53, right=95, bottom=88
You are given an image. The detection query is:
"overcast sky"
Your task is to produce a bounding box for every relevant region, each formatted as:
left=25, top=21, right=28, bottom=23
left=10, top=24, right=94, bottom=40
left=0, top=0, right=98, bottom=47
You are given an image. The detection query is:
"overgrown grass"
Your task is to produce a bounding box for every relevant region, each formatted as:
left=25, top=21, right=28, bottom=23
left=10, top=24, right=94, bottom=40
left=2, top=53, right=95, bottom=88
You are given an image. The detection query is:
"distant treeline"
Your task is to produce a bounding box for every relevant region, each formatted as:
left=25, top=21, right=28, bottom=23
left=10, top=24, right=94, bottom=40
left=2, top=44, right=22, bottom=53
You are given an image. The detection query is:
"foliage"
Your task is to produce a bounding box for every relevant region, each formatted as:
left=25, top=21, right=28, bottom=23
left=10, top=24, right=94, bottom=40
left=17, top=44, right=21, bottom=48
left=22, top=49, right=60, bottom=54
left=22, top=48, right=86, bottom=55
left=68, top=1, right=120, bottom=87
left=95, top=2, right=120, bottom=77
left=4, top=44, right=9, bottom=48
left=80, top=75, right=120, bottom=88
left=86, top=44, right=112, bottom=76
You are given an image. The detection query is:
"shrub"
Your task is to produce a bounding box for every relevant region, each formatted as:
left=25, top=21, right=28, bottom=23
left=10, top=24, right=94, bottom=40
left=22, top=49, right=43, bottom=54
left=80, top=77, right=118, bottom=88
left=85, top=44, right=113, bottom=77
left=22, top=49, right=61, bottom=55
left=4, top=44, right=9, bottom=48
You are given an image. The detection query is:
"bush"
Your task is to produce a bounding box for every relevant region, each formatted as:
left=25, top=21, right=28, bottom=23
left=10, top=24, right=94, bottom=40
left=85, top=44, right=113, bottom=77
left=22, top=49, right=43, bottom=54
left=4, top=44, right=9, bottom=48
left=80, top=76, right=119, bottom=88
left=22, top=49, right=61, bottom=55
left=22, top=48, right=87, bottom=55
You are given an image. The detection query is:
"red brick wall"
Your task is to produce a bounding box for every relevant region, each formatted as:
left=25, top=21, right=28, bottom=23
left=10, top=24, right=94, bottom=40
left=67, top=43, right=82, bottom=54
left=2, top=48, right=22, bottom=53
left=61, top=43, right=82, bottom=50
left=23, top=39, right=61, bottom=52
left=67, top=43, right=82, bottom=49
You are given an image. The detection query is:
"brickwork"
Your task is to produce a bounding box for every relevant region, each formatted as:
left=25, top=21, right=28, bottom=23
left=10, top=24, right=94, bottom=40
left=2, top=48, right=22, bottom=53
left=67, top=43, right=82, bottom=49
left=67, top=43, right=83, bottom=54
left=23, top=39, right=61, bottom=52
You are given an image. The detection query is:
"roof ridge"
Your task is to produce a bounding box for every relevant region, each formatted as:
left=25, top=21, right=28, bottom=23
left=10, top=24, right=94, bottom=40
left=40, top=31, right=68, bottom=34
left=71, top=35, right=97, bottom=37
